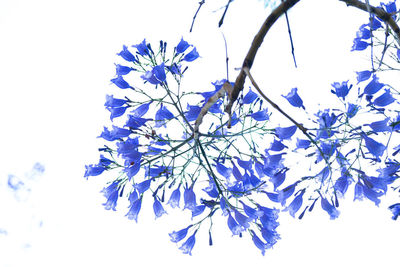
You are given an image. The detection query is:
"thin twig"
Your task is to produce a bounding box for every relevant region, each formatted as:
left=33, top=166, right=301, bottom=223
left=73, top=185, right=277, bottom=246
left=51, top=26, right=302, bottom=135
left=283, top=5, right=297, bottom=68
left=222, top=32, right=229, bottom=81
left=190, top=0, right=206, bottom=32
left=219, top=0, right=234, bottom=27
left=378, top=24, right=390, bottom=69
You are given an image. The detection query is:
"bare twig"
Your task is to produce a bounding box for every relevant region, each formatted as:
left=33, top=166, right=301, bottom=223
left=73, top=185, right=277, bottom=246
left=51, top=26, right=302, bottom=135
left=190, top=0, right=206, bottom=32
left=222, top=32, right=229, bottom=81
left=378, top=24, right=390, bottom=69
left=283, top=6, right=297, bottom=68
left=219, top=0, right=234, bottom=27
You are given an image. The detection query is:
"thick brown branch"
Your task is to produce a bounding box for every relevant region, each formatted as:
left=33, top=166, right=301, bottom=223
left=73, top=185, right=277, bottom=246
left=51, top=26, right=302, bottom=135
left=339, top=0, right=400, bottom=44
left=225, top=0, right=300, bottom=116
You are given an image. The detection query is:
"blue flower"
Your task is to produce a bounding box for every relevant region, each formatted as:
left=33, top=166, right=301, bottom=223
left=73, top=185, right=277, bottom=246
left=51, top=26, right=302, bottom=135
left=250, top=109, right=269, bottom=121
left=153, top=198, right=167, bottom=219
left=363, top=134, right=386, bottom=159
left=356, top=70, right=372, bottom=83
left=115, top=64, right=134, bottom=75
left=131, top=102, right=151, bottom=118
left=389, top=203, right=400, bottom=220
left=216, top=162, right=232, bottom=178
left=250, top=230, right=267, bottom=256
left=351, top=38, right=369, bottom=51
left=282, top=87, right=304, bottom=108
left=364, top=75, right=384, bottom=95
left=296, top=138, right=311, bottom=149
left=179, top=230, right=197, bottom=255
left=261, top=227, right=280, bottom=247
left=331, top=81, right=351, bottom=99
left=101, top=181, right=119, bottom=211
left=99, top=126, right=131, bottom=141
left=397, top=49, right=400, bottom=60
left=356, top=24, right=371, bottom=39
left=185, top=104, right=201, bottom=121
left=168, top=185, right=181, bottom=208
left=373, top=89, right=395, bottom=107
left=176, top=37, right=190, bottom=54
left=125, top=115, right=151, bottom=130
left=240, top=201, right=263, bottom=220
left=286, top=190, right=305, bottom=218
left=126, top=198, right=142, bottom=222
left=227, top=213, right=242, bottom=235
left=191, top=205, right=206, bottom=218
left=155, top=104, right=174, bottom=127
left=203, top=179, right=219, bottom=198
left=368, top=117, right=391, bottom=132
left=107, top=106, right=128, bottom=121
left=118, top=45, right=136, bottom=62
left=169, top=225, right=192, bottom=242
left=125, top=162, right=141, bottom=180
left=371, top=16, right=382, bottom=30
left=184, top=187, right=197, bottom=211
left=234, top=209, right=251, bottom=229
left=111, top=75, right=131, bottom=89
left=334, top=173, right=353, bottom=197
left=104, top=94, right=127, bottom=107
left=275, top=125, right=297, bottom=140
left=132, top=39, right=149, bottom=56
left=141, top=63, right=166, bottom=85
left=243, top=89, right=258, bottom=104
left=346, top=103, right=359, bottom=118
left=84, top=164, right=106, bottom=178
left=320, top=197, right=340, bottom=220
left=136, top=179, right=151, bottom=195
left=183, top=48, right=199, bottom=62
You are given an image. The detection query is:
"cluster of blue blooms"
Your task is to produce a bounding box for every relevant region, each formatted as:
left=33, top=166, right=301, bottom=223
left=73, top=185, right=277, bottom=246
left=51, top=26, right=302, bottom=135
left=86, top=1, right=400, bottom=256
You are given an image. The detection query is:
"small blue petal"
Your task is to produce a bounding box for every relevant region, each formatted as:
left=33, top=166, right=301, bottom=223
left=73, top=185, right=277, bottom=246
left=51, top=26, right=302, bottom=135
left=132, top=39, right=149, bottom=56
left=351, top=38, right=369, bottom=51
left=183, top=48, right=199, bottom=62
left=282, top=87, right=304, bottom=108
left=321, top=197, right=340, bottom=220
left=364, top=75, right=384, bottom=95
left=176, top=37, right=190, bottom=54
left=111, top=76, right=131, bottom=89
left=356, top=70, right=372, bottom=83
left=118, top=45, right=136, bottom=62
left=153, top=198, right=167, bottom=218
left=373, top=89, right=395, bottom=107
left=363, top=135, right=386, bottom=159
left=243, top=89, right=258, bottom=104
left=275, top=125, right=297, bottom=140
left=250, top=109, right=269, bottom=121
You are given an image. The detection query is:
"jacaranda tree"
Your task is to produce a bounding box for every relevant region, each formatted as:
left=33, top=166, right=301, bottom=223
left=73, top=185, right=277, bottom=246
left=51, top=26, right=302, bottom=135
left=85, top=0, right=400, bottom=255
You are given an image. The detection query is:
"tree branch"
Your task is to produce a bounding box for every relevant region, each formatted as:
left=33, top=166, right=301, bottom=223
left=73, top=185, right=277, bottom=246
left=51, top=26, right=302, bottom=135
left=225, top=0, right=300, bottom=116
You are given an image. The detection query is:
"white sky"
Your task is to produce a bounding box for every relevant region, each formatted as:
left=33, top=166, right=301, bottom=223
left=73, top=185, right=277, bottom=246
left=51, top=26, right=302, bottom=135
left=0, top=0, right=399, bottom=266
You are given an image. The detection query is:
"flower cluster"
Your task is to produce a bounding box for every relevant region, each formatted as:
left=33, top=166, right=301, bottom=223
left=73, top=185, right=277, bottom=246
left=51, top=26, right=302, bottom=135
left=86, top=1, right=400, bottom=255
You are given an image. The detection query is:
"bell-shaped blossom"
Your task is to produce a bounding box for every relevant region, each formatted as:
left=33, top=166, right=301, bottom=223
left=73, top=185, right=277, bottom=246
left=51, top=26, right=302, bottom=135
left=296, top=138, right=311, bottom=149
left=203, top=179, right=219, bottom=198
left=168, top=185, right=181, bottom=208
left=126, top=198, right=142, bottom=222
left=185, top=104, right=201, bottom=121
left=104, top=95, right=127, bottom=107
left=111, top=76, right=131, bottom=89
left=191, top=205, right=206, bottom=218
left=99, top=126, right=131, bottom=141
left=364, top=75, right=384, bottom=95
left=356, top=24, right=371, bottom=39
left=227, top=213, right=242, bottom=235
left=155, top=104, right=175, bottom=127
left=128, top=191, right=138, bottom=207
left=243, top=89, right=258, bottom=104
left=216, top=162, right=232, bottom=179
left=132, top=39, right=149, bottom=56
left=235, top=157, right=252, bottom=172
left=282, top=87, right=304, bottom=108
left=240, top=201, right=263, bottom=220
left=115, top=64, right=134, bottom=76
left=331, top=81, right=351, bottom=99
left=84, top=164, right=106, bottom=178
left=125, top=162, right=141, bottom=180
left=131, top=102, right=151, bottom=118
left=250, top=109, right=269, bottom=121
left=176, top=37, right=190, bottom=54
left=234, top=209, right=251, bottom=229
left=356, top=70, right=372, bottom=83
left=286, top=190, right=305, bottom=218
left=373, top=89, right=395, bottom=107
left=183, top=48, right=199, bottom=62
left=334, top=173, right=353, bottom=197
left=275, top=125, right=297, bottom=140
left=250, top=230, right=267, bottom=256
left=346, top=103, right=359, bottom=118
left=125, top=115, right=151, bottom=130
left=363, top=134, right=386, bottom=159
left=277, top=183, right=297, bottom=205
left=141, top=63, right=166, bottom=85
left=184, top=187, right=197, bottom=211
left=107, top=106, right=128, bottom=121
left=368, top=117, right=391, bottom=132
left=136, top=179, right=151, bottom=195
left=169, top=225, right=192, bottom=242
left=389, top=203, right=400, bottom=220
left=179, top=230, right=197, bottom=255
left=209, top=100, right=223, bottom=114
left=382, top=1, right=397, bottom=18
left=320, top=197, right=340, bottom=220
left=351, top=38, right=369, bottom=51
left=117, top=45, right=136, bottom=62
left=270, top=169, right=286, bottom=191
left=370, top=16, right=382, bottom=30
left=397, top=49, right=400, bottom=60
left=269, top=139, right=287, bottom=151
left=153, top=198, right=167, bottom=219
